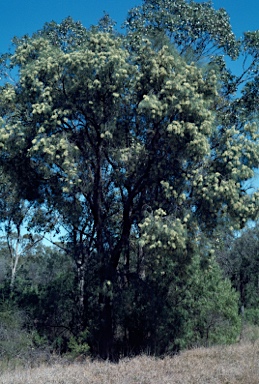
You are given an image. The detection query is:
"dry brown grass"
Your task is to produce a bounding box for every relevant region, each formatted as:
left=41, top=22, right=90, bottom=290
left=1, top=339, right=259, bottom=383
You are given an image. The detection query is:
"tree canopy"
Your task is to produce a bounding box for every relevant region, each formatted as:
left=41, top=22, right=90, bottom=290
left=0, top=0, right=259, bottom=360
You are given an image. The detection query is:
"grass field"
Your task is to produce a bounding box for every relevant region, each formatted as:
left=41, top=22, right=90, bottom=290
left=1, top=328, right=259, bottom=384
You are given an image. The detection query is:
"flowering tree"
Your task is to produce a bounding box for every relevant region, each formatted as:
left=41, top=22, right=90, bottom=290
left=0, top=1, right=258, bottom=358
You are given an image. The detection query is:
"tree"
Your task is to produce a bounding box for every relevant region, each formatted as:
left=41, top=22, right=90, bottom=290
left=125, top=0, right=240, bottom=62
left=0, top=168, right=46, bottom=290
left=0, top=1, right=258, bottom=359
left=1, top=222, right=44, bottom=291
left=217, top=225, right=259, bottom=314
left=11, top=243, right=76, bottom=355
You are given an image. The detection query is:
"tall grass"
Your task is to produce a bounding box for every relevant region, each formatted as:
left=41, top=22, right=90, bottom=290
left=1, top=328, right=259, bottom=384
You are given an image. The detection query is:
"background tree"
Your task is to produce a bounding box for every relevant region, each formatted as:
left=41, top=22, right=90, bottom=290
left=0, top=168, right=46, bottom=290
left=217, top=225, right=259, bottom=323
left=0, top=1, right=258, bottom=359
left=11, top=243, right=76, bottom=354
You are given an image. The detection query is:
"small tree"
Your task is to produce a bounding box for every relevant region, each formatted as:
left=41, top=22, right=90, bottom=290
left=182, top=254, right=241, bottom=348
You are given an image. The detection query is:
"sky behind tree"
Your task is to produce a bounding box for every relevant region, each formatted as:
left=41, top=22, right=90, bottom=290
left=1, top=0, right=258, bottom=56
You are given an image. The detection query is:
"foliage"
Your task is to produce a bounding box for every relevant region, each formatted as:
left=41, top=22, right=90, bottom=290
left=0, top=301, right=34, bottom=361
left=0, top=1, right=258, bottom=359
left=125, top=0, right=240, bottom=61
left=244, top=308, right=259, bottom=326
left=217, top=225, right=259, bottom=312
left=181, top=255, right=241, bottom=348
left=67, top=329, right=90, bottom=359
left=11, top=245, right=76, bottom=353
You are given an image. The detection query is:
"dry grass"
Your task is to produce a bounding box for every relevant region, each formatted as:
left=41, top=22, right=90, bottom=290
left=1, top=338, right=259, bottom=383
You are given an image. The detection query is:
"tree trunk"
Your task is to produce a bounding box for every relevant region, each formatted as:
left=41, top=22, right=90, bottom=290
left=97, top=262, right=117, bottom=361
left=99, top=294, right=115, bottom=360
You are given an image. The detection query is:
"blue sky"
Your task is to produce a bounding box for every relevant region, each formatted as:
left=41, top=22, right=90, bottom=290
left=1, top=0, right=142, bottom=53
left=1, top=0, right=258, bottom=55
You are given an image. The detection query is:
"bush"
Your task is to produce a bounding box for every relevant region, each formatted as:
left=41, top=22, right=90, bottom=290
left=180, top=255, right=241, bottom=348
left=0, top=303, right=34, bottom=365
left=244, top=308, right=259, bottom=326
left=67, top=329, right=90, bottom=359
